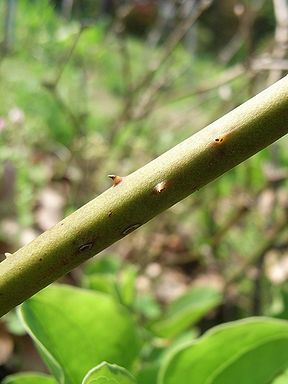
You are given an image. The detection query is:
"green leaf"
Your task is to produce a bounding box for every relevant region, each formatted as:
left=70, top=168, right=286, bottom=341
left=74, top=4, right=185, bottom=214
left=137, top=362, right=159, bottom=384
left=272, top=369, right=288, bottom=384
left=83, top=256, right=137, bottom=307
left=3, top=373, right=57, bottom=384
left=82, top=362, right=136, bottom=384
left=3, top=311, right=26, bottom=335
left=19, top=284, right=141, bottom=384
left=159, top=318, right=288, bottom=384
left=118, top=265, right=137, bottom=307
left=84, top=256, right=122, bottom=276
left=134, top=293, right=161, bottom=320
left=271, top=286, right=288, bottom=320
left=150, top=286, right=222, bottom=338
left=83, top=273, right=118, bottom=296
left=136, top=330, right=198, bottom=384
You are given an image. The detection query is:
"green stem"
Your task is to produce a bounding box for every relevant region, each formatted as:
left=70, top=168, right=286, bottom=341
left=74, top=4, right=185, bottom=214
left=1, top=76, right=288, bottom=317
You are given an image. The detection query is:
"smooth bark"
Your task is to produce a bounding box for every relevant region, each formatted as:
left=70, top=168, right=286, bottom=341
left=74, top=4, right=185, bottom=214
left=1, top=76, right=288, bottom=317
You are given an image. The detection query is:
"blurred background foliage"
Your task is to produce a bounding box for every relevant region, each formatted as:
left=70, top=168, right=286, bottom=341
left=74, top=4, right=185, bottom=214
left=0, top=0, right=288, bottom=379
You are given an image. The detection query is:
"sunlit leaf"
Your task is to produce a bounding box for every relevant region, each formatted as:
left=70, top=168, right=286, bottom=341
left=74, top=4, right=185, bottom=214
left=3, top=373, right=57, bottom=384
left=159, top=318, right=288, bottom=384
left=151, top=286, right=222, bottom=338
left=272, top=369, right=288, bottom=384
left=82, top=362, right=136, bottom=384
left=19, top=284, right=141, bottom=384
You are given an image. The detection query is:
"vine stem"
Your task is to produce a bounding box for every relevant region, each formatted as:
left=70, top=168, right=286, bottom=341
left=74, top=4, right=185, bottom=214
left=1, top=76, right=288, bottom=317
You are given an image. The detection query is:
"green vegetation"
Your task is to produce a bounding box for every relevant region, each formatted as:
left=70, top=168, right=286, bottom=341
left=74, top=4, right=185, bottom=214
left=1, top=1, right=288, bottom=383
left=3, top=283, right=288, bottom=383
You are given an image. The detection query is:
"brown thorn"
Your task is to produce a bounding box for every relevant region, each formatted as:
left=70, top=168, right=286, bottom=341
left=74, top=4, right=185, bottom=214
left=108, top=174, right=123, bottom=187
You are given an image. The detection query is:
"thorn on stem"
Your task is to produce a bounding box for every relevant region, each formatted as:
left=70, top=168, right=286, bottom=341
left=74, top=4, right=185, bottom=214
left=108, top=174, right=123, bottom=187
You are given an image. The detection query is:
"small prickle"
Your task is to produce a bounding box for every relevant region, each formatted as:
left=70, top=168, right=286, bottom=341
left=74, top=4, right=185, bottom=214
left=108, top=174, right=123, bottom=187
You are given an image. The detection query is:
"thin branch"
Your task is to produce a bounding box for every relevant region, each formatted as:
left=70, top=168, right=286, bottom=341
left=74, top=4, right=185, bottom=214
left=50, top=24, right=85, bottom=89
left=41, top=24, right=87, bottom=135
left=108, top=0, right=213, bottom=143
left=252, top=57, right=288, bottom=72
left=42, top=84, right=83, bottom=135
left=210, top=175, right=286, bottom=249
left=115, top=6, right=133, bottom=95
left=160, top=64, right=245, bottom=105
left=226, top=210, right=288, bottom=287
left=131, top=67, right=187, bottom=121
left=132, top=0, right=213, bottom=94
left=2, top=0, right=16, bottom=54
left=0, top=76, right=288, bottom=317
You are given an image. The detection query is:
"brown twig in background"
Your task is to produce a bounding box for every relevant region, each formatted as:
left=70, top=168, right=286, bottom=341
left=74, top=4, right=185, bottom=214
left=0, top=0, right=16, bottom=66
left=161, top=176, right=286, bottom=270
left=252, top=57, right=288, bottom=72
left=211, top=169, right=288, bottom=250
left=267, top=0, right=288, bottom=85
left=42, top=85, right=83, bottom=135
left=42, top=23, right=87, bottom=135
left=111, top=62, right=245, bottom=146
left=219, top=0, right=265, bottom=64
left=251, top=210, right=288, bottom=315
left=211, top=203, right=250, bottom=249
left=107, top=3, right=139, bottom=142
left=108, top=0, right=213, bottom=143
left=218, top=3, right=247, bottom=64
left=217, top=208, right=288, bottom=321
left=159, top=55, right=288, bottom=122
left=225, top=210, right=288, bottom=288
left=132, top=0, right=213, bottom=93
left=132, top=65, right=191, bottom=120
left=160, top=64, right=245, bottom=105
left=52, top=24, right=85, bottom=89
left=115, top=5, right=133, bottom=94
left=2, top=0, right=16, bottom=54
left=133, top=54, right=288, bottom=126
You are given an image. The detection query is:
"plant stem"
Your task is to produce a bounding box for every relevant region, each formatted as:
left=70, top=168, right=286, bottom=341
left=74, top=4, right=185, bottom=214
left=1, top=76, right=288, bottom=317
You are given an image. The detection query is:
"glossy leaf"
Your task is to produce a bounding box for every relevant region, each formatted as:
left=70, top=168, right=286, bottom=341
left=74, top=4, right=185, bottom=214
left=151, top=286, right=222, bottom=338
left=84, top=256, right=122, bottom=276
left=83, top=273, right=118, bottom=297
left=134, top=293, right=161, bottom=320
left=137, top=330, right=197, bottom=384
left=272, top=369, right=288, bottom=384
left=159, top=318, right=288, bottom=384
left=3, top=373, right=57, bottom=384
left=82, top=362, right=136, bottom=384
left=137, top=362, right=159, bottom=384
left=3, top=311, right=26, bottom=335
left=19, top=284, right=140, bottom=384
left=118, top=265, right=137, bottom=307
